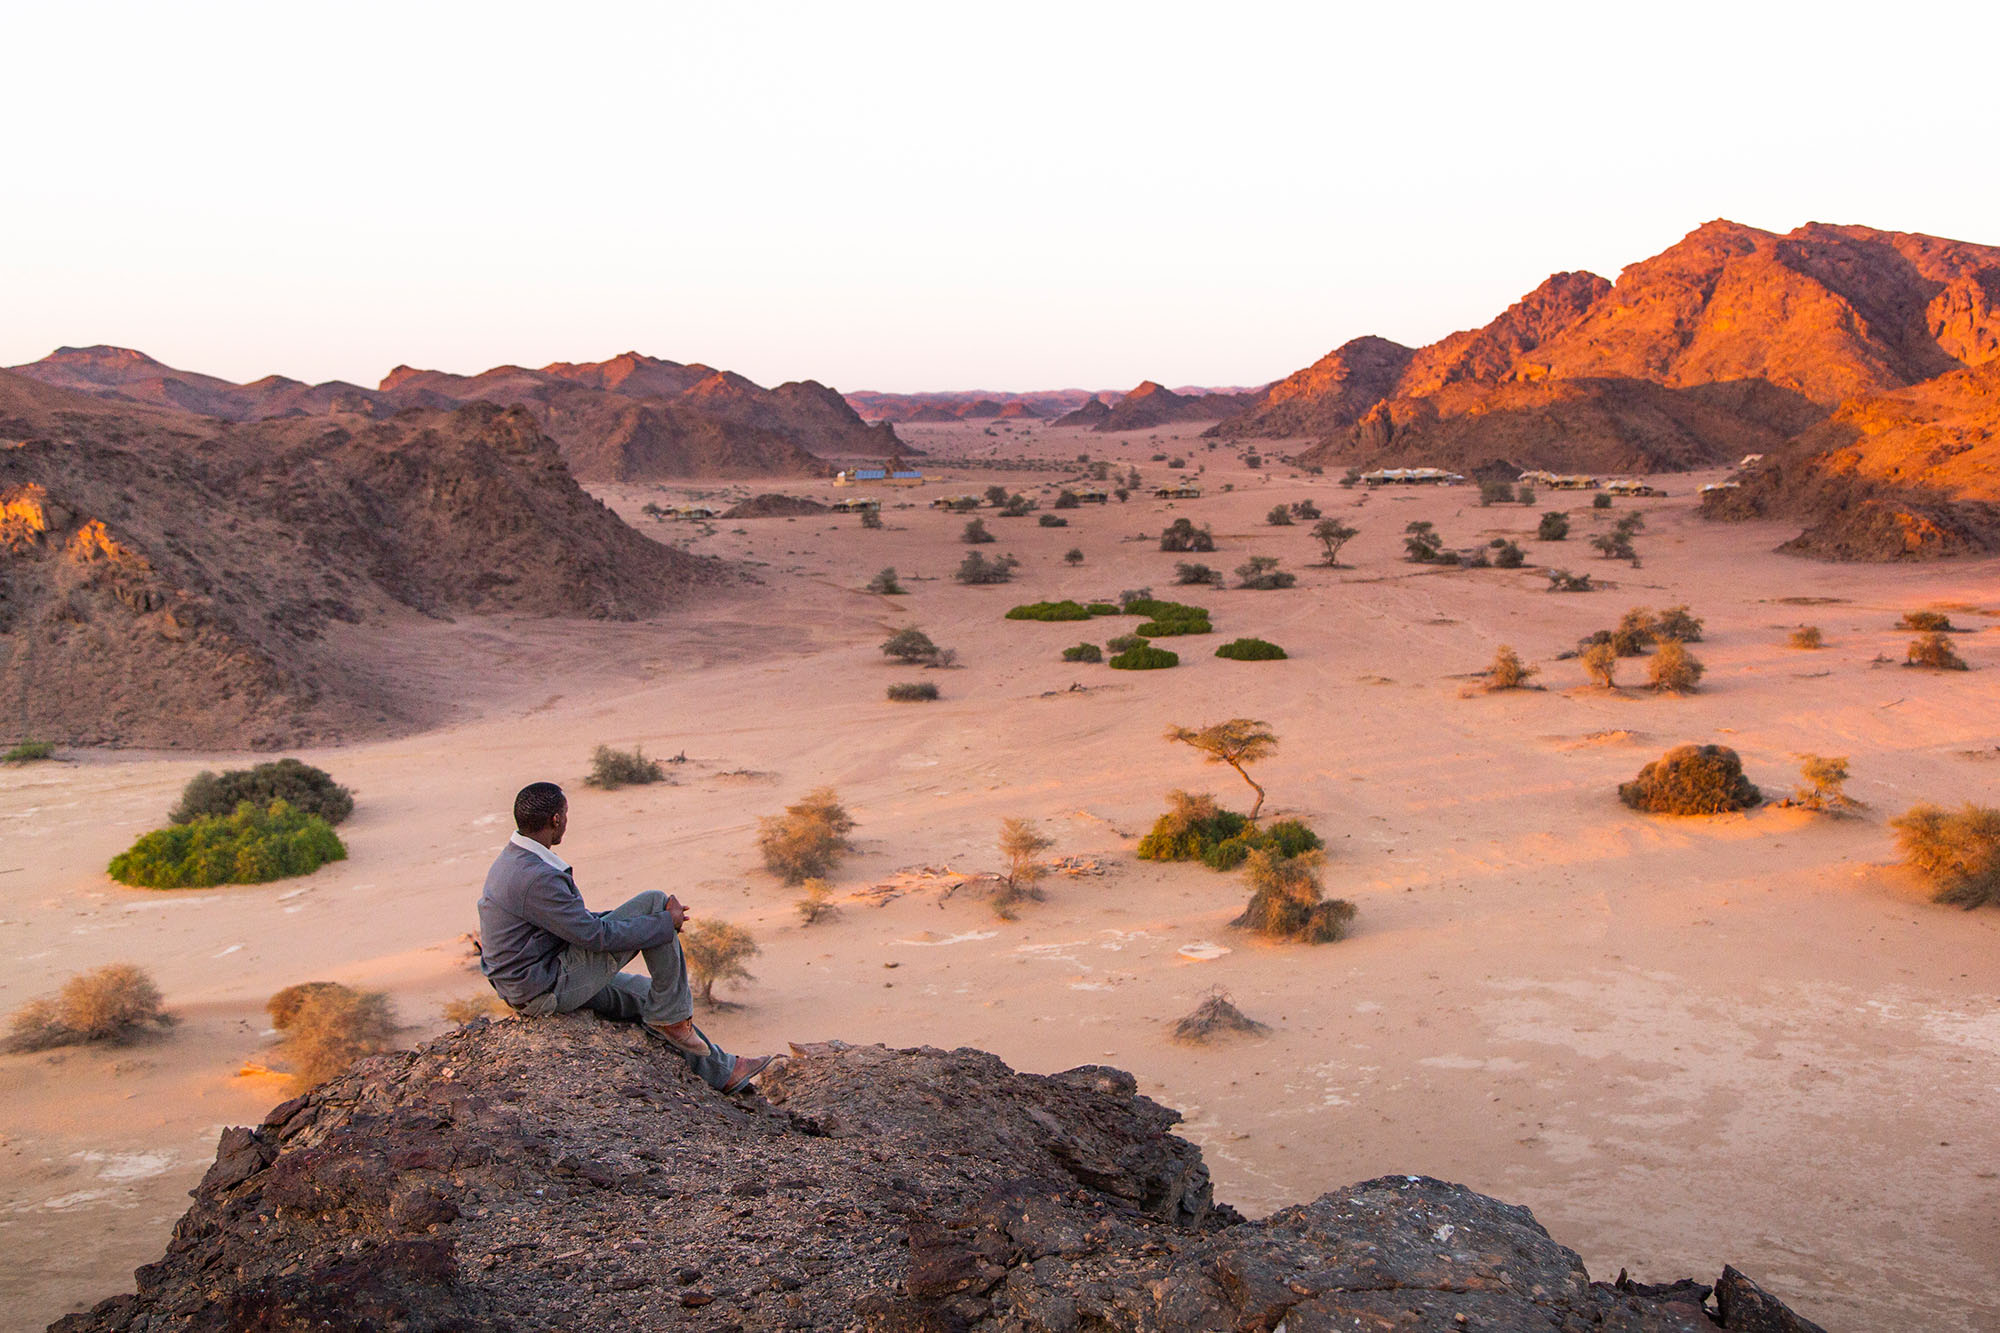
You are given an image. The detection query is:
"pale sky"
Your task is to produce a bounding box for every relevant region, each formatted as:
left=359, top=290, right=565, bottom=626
left=4, top=1, right=1994, bottom=393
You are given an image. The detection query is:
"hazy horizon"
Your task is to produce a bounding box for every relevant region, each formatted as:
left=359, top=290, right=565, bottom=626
left=5, top=2, right=1993, bottom=393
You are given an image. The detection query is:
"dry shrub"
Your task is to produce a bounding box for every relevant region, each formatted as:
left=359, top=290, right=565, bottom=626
left=1486, top=644, right=1535, bottom=690
left=1789, top=626, right=1823, bottom=650
left=994, top=817, right=1053, bottom=919
left=796, top=878, right=840, bottom=926
left=585, top=744, right=665, bottom=789
left=685, top=920, right=759, bottom=1006
left=441, top=993, right=509, bottom=1025
left=1793, top=754, right=1858, bottom=815
left=1901, top=610, right=1955, bottom=632
left=1581, top=641, right=1619, bottom=688
left=1653, top=605, right=1704, bottom=643
left=1648, top=641, right=1705, bottom=693
left=270, top=982, right=396, bottom=1093
left=1891, top=803, right=2000, bottom=907
left=757, top=787, right=855, bottom=884
left=1907, top=632, right=1967, bottom=670
left=887, top=681, right=940, bottom=702
left=1619, top=745, right=1761, bottom=815
left=5, top=963, right=171, bottom=1053
left=1230, top=848, right=1356, bottom=944
left=1171, top=989, right=1271, bottom=1044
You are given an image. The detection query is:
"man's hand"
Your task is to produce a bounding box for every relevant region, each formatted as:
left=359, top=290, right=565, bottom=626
left=663, top=895, right=691, bottom=931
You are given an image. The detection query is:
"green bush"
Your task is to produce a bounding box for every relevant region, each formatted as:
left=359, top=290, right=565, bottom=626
left=866, top=567, right=905, bottom=595
left=1136, top=617, right=1212, bottom=637
left=1479, top=480, right=1515, bottom=506
left=887, top=681, right=940, bottom=702
left=1005, top=600, right=1093, bottom=621
left=1619, top=746, right=1761, bottom=815
left=1266, top=504, right=1294, bottom=526
left=962, top=518, right=996, bottom=544
left=1037, top=514, right=1068, bottom=527
left=1216, top=638, right=1287, bottom=660
left=1106, top=634, right=1147, bottom=653
left=1054, top=490, right=1081, bottom=509
left=2, top=740, right=53, bottom=764
left=881, top=627, right=941, bottom=663
left=1201, top=817, right=1323, bottom=871
left=1537, top=511, right=1569, bottom=541
left=1125, top=598, right=1208, bottom=623
left=1062, top=643, right=1103, bottom=663
left=1592, top=492, right=1612, bottom=509
left=1136, top=791, right=1250, bottom=861
left=1891, top=803, right=2000, bottom=907
left=1109, top=643, right=1180, bottom=670
left=1086, top=602, right=1121, bottom=616
left=1654, top=605, right=1703, bottom=642
left=1231, top=849, right=1355, bottom=943
left=170, top=758, right=354, bottom=826
left=1492, top=540, right=1526, bottom=568
left=109, top=800, right=348, bottom=889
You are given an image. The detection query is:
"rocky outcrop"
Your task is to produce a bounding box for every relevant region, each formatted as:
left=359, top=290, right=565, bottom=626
left=52, top=1016, right=1828, bottom=1333
left=0, top=372, right=720, bottom=747
left=1053, top=395, right=1113, bottom=428
left=1703, top=358, right=2000, bottom=558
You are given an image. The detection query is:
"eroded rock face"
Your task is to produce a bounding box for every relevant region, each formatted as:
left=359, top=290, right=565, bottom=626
left=50, top=1017, right=1823, bottom=1332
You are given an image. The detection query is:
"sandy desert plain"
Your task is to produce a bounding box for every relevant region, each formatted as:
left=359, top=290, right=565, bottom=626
left=2, top=418, right=1997, bottom=1331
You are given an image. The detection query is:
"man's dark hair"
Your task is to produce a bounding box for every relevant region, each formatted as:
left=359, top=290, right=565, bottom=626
left=514, top=782, right=567, bottom=834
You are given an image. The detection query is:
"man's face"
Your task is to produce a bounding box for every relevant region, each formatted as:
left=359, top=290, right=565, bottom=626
left=549, top=800, right=569, bottom=846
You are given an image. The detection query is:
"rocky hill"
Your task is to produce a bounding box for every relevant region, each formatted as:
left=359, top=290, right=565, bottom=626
left=1213, top=222, right=2000, bottom=550
left=1703, top=358, right=2000, bottom=558
left=0, top=371, right=720, bottom=747
left=1087, top=380, right=1257, bottom=432
left=8, top=347, right=895, bottom=481
left=848, top=386, right=1269, bottom=424
left=1052, top=394, right=1112, bottom=427
left=51, top=1016, right=1826, bottom=1333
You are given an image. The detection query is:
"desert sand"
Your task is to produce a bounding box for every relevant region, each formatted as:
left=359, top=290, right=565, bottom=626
left=4, top=420, right=1997, bottom=1331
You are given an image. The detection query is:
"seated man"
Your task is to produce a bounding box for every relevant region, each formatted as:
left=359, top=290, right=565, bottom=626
left=477, top=781, right=777, bottom=1093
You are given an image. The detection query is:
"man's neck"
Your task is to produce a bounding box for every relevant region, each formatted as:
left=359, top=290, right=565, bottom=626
left=520, top=829, right=557, bottom=849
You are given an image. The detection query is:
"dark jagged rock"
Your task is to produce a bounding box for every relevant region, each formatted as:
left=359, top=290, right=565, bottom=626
left=50, top=1016, right=1826, bottom=1332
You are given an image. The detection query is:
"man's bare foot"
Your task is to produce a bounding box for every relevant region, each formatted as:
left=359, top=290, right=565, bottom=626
left=721, top=1053, right=780, bottom=1094
left=645, top=1019, right=711, bottom=1058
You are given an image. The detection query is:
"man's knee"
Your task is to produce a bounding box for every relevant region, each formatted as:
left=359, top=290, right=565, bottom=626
left=616, top=889, right=669, bottom=917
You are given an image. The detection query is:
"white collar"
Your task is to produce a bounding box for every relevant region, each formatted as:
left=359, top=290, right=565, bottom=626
left=509, top=831, right=571, bottom=874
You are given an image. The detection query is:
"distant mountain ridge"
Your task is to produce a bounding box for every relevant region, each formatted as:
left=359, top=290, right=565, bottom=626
left=1210, top=219, right=2000, bottom=557
left=8, top=347, right=900, bottom=481
left=847, top=384, right=1266, bottom=423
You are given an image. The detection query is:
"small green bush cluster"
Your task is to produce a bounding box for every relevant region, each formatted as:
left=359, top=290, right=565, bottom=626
left=1005, top=600, right=1093, bottom=621
left=586, top=745, right=666, bottom=789
left=1135, top=791, right=1320, bottom=870
left=1109, top=643, right=1179, bottom=670
left=887, top=681, right=940, bottom=701
left=1062, top=643, right=1103, bottom=663
left=109, top=801, right=348, bottom=889
left=1490, top=539, right=1526, bottom=568
left=1136, top=616, right=1212, bottom=637
left=962, top=518, right=996, bottom=544
left=1403, top=521, right=1449, bottom=564
left=1085, top=601, right=1120, bottom=616
left=866, top=567, right=904, bottom=594
left=2, top=740, right=54, bottom=764
left=171, top=758, right=353, bottom=826
left=1546, top=569, right=1593, bottom=592
left=1619, top=745, right=1761, bottom=815
left=1537, top=511, right=1569, bottom=541
left=1266, top=504, right=1294, bottom=526
left=1478, top=480, right=1515, bottom=506
left=1038, top=514, right=1068, bottom=527
left=1593, top=492, right=1613, bottom=509
left=1216, top=637, right=1287, bottom=660
left=1106, top=633, right=1147, bottom=653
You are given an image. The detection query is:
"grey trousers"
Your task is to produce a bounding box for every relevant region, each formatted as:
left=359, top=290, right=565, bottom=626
left=524, top=890, right=737, bottom=1090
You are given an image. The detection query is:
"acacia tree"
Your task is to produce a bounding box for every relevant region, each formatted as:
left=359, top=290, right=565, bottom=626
left=1312, top=518, right=1358, bottom=566
left=1165, top=719, right=1278, bottom=819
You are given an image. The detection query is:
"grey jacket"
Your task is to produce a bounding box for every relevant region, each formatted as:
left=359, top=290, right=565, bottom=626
left=477, top=842, right=675, bottom=1006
